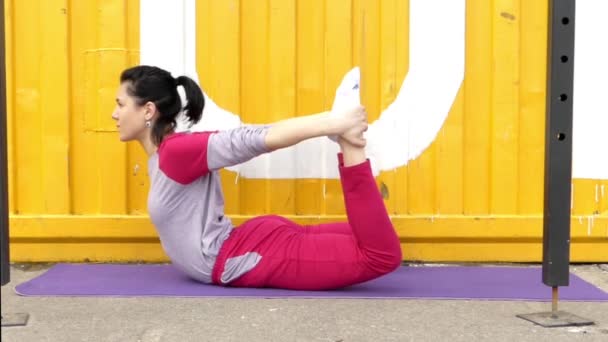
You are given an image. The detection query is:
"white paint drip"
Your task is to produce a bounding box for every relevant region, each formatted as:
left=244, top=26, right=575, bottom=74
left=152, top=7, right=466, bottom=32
left=596, top=184, right=600, bottom=203
left=140, top=0, right=464, bottom=179
left=587, top=215, right=595, bottom=236
left=322, top=183, right=327, bottom=200
left=571, top=183, right=574, bottom=210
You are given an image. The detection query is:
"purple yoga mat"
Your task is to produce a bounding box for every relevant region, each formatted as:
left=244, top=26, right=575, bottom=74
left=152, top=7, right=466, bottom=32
left=14, top=264, right=608, bottom=301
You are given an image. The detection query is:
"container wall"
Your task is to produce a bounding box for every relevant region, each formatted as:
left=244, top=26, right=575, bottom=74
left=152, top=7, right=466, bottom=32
left=6, top=0, right=607, bottom=262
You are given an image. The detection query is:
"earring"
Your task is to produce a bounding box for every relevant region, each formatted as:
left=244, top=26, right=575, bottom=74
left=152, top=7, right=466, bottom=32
left=145, top=120, right=151, bottom=128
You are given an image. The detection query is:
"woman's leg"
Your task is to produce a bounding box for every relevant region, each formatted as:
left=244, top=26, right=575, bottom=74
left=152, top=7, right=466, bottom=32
left=265, top=215, right=353, bottom=235
left=212, top=146, right=401, bottom=290
left=215, top=219, right=367, bottom=289
left=301, top=223, right=353, bottom=235
left=335, top=143, right=403, bottom=270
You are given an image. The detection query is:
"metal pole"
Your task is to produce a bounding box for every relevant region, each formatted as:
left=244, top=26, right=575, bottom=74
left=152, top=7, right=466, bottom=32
left=517, top=0, right=593, bottom=327
left=1, top=0, right=10, bottom=287
left=1, top=0, right=30, bottom=327
left=542, top=0, right=575, bottom=291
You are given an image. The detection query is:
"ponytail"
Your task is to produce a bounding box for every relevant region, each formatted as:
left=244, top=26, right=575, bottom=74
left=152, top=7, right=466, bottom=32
left=176, top=76, right=205, bottom=126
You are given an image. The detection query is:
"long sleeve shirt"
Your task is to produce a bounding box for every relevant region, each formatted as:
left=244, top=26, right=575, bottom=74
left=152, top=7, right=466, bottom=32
left=146, top=126, right=270, bottom=283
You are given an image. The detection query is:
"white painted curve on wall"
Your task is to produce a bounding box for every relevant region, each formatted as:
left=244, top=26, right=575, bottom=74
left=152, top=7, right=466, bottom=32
left=141, top=0, right=464, bottom=179
left=140, top=0, right=607, bottom=180
left=365, top=0, right=464, bottom=172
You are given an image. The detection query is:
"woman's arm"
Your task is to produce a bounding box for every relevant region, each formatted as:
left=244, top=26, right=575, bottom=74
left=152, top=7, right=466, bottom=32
left=264, top=106, right=367, bottom=151
left=206, top=106, right=367, bottom=172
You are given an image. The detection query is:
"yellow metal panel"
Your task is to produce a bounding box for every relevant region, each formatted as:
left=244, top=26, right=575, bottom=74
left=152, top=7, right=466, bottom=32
left=197, top=0, right=242, bottom=215
left=69, top=0, right=98, bottom=214
left=13, top=0, right=44, bottom=214
left=518, top=0, right=547, bottom=215
left=295, top=0, right=325, bottom=215
left=436, top=88, right=464, bottom=215
left=240, top=0, right=270, bottom=215
left=363, top=0, right=409, bottom=216
left=351, top=0, right=363, bottom=67
left=68, top=0, right=139, bottom=215
left=40, top=0, right=70, bottom=214
left=126, top=141, right=149, bottom=215
left=125, top=0, right=146, bottom=215
left=405, top=242, right=608, bottom=263
left=267, top=0, right=296, bottom=214
left=13, top=242, right=167, bottom=263
left=126, top=0, right=140, bottom=65
left=463, top=0, right=492, bottom=215
left=96, top=0, right=128, bottom=214
left=323, top=0, right=353, bottom=216
left=9, top=215, right=608, bottom=262
left=573, top=179, right=600, bottom=216
left=5, top=0, right=608, bottom=262
left=408, top=144, right=436, bottom=214
left=360, top=0, right=380, bottom=120
left=393, top=0, right=409, bottom=215
left=601, top=180, right=608, bottom=214
left=403, top=10, right=435, bottom=215
left=378, top=0, right=398, bottom=214
left=491, top=0, right=520, bottom=214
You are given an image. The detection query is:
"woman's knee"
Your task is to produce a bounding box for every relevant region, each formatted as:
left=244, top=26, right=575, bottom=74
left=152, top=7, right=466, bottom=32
left=364, top=246, right=402, bottom=275
left=385, top=246, right=403, bottom=271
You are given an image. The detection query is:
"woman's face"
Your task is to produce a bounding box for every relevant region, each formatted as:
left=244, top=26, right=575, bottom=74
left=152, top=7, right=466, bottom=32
left=112, top=82, right=149, bottom=142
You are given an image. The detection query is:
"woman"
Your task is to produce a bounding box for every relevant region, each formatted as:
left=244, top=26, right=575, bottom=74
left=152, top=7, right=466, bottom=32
left=112, top=65, right=402, bottom=290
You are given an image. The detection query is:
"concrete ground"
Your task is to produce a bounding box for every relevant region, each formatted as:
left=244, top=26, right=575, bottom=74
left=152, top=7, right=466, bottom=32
left=2, top=263, right=608, bottom=342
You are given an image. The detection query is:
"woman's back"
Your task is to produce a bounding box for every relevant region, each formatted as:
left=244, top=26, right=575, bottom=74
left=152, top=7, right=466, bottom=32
left=147, top=133, right=234, bottom=283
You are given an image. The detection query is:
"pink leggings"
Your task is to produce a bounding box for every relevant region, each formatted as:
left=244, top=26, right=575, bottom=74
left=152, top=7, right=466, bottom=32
left=211, top=156, right=402, bottom=290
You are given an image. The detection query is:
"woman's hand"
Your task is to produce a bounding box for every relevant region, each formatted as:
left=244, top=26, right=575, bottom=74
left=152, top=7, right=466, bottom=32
left=264, top=107, right=367, bottom=152
left=330, top=105, right=368, bottom=147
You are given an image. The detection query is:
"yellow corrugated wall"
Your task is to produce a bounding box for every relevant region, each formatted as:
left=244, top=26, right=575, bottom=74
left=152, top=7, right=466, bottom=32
left=5, top=0, right=607, bottom=262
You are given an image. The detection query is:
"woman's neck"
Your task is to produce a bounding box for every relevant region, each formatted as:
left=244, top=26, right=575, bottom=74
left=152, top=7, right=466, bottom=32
left=139, top=128, right=177, bottom=157
left=139, top=134, right=158, bottom=157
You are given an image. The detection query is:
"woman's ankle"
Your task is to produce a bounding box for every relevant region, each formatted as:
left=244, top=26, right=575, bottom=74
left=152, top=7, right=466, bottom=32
left=339, top=139, right=366, bottom=167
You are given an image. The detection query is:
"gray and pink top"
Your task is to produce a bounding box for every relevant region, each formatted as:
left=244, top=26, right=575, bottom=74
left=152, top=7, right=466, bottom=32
left=146, top=126, right=270, bottom=283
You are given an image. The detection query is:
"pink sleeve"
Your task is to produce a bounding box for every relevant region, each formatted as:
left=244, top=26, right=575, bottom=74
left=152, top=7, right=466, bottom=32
left=158, top=132, right=214, bottom=184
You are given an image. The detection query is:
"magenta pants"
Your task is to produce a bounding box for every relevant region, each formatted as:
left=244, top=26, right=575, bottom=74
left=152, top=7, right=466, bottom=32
left=211, top=156, right=402, bottom=290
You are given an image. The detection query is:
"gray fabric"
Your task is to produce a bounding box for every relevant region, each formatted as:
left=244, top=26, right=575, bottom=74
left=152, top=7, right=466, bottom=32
left=146, top=126, right=270, bottom=283
left=221, top=252, right=262, bottom=284
left=207, top=125, right=271, bottom=171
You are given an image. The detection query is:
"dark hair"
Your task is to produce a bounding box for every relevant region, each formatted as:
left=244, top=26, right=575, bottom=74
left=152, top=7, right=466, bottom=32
left=120, top=65, right=205, bottom=145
